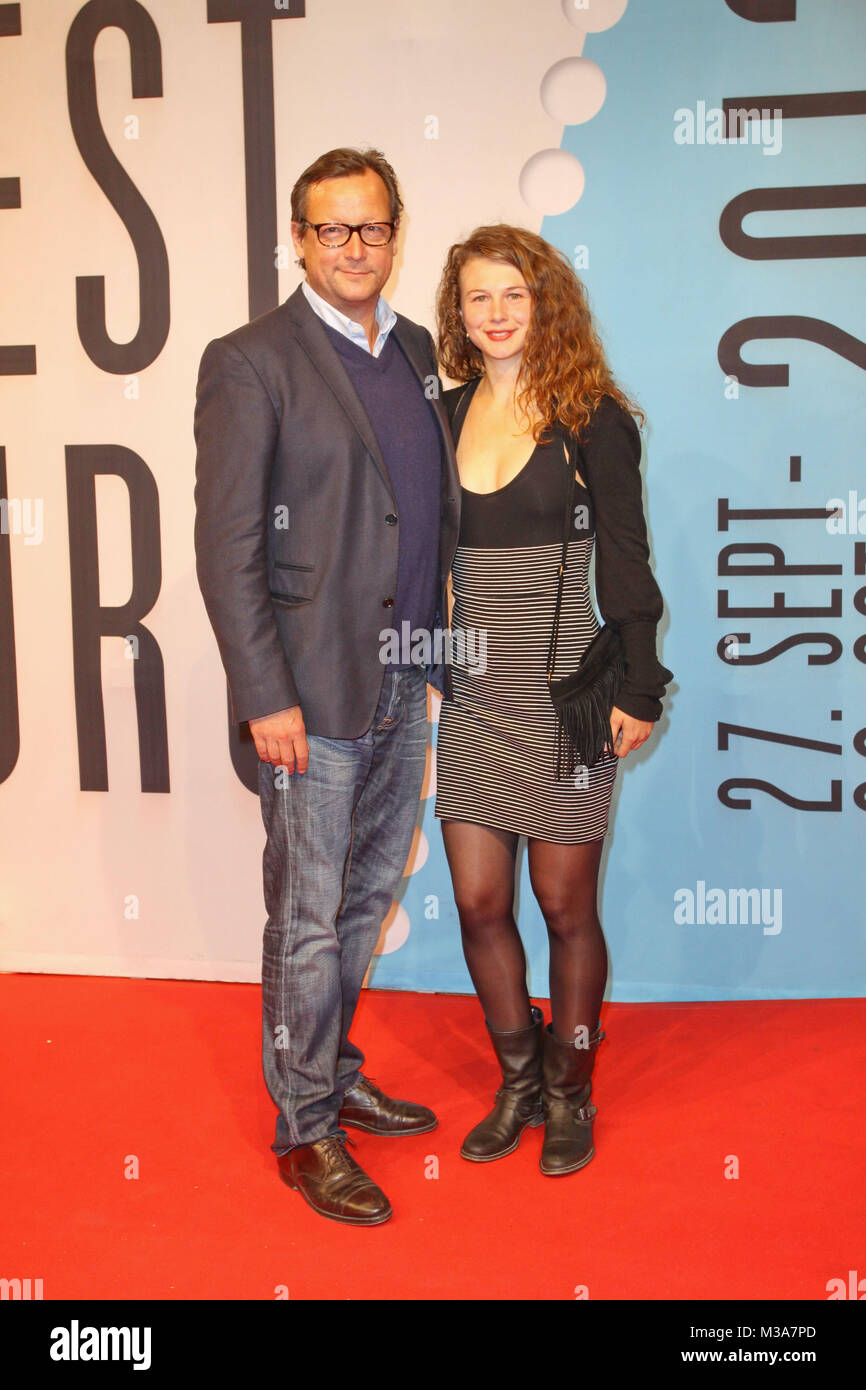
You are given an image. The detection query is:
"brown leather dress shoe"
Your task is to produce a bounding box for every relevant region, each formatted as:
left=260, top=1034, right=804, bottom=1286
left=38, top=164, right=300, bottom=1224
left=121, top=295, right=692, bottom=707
left=338, top=1075, right=438, bottom=1136
left=277, top=1134, right=392, bottom=1225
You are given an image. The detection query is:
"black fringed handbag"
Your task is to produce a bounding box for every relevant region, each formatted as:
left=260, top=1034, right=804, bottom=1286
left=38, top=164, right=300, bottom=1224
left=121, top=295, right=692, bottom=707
left=547, top=433, right=626, bottom=776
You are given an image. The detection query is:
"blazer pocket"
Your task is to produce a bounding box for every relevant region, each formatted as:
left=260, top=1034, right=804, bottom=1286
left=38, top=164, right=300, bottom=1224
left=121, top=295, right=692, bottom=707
left=270, top=561, right=316, bottom=606
left=269, top=589, right=312, bottom=606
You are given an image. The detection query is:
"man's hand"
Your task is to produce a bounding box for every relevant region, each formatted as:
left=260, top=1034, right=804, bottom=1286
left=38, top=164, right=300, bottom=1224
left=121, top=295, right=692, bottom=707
left=249, top=705, right=309, bottom=773
left=609, top=706, right=654, bottom=758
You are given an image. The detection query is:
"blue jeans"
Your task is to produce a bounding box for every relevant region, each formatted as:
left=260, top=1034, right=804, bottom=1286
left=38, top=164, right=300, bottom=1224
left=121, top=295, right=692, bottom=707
left=258, top=667, right=428, bottom=1155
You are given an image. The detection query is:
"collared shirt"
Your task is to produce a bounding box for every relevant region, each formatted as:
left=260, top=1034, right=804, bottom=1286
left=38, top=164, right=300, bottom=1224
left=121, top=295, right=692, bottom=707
left=302, top=279, right=397, bottom=358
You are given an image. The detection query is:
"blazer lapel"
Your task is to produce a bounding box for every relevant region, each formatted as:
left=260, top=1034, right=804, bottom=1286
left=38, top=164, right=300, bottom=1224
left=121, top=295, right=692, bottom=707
left=281, top=286, right=394, bottom=498
left=391, top=317, right=461, bottom=508
left=279, top=288, right=461, bottom=531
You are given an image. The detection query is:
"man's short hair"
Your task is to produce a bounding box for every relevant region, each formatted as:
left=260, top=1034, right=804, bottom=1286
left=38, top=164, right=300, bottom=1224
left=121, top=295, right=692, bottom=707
left=291, top=146, right=403, bottom=226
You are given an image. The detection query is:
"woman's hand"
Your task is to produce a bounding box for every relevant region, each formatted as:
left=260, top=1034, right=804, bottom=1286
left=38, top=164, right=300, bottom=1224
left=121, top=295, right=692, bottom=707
left=609, top=706, right=654, bottom=757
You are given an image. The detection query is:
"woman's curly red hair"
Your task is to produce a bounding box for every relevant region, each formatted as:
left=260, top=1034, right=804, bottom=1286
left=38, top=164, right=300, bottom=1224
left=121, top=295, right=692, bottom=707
left=436, top=224, right=645, bottom=441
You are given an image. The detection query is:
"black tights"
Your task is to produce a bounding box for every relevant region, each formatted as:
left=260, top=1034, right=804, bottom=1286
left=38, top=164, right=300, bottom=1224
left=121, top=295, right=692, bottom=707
left=441, top=820, right=607, bottom=1042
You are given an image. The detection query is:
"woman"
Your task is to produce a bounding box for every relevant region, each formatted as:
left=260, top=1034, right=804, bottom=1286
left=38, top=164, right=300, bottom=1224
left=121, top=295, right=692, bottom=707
left=433, top=225, right=673, bottom=1176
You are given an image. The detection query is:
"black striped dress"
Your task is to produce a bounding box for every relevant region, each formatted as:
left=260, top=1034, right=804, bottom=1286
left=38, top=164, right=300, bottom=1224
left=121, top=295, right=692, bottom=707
left=434, top=398, right=619, bottom=844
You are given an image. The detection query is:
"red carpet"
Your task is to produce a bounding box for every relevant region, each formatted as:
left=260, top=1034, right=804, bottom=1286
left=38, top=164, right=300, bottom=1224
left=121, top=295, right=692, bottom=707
left=1, top=976, right=862, bottom=1300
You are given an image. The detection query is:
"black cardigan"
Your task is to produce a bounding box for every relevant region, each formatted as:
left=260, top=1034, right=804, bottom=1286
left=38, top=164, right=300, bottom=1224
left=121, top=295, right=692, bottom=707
left=444, top=380, right=673, bottom=722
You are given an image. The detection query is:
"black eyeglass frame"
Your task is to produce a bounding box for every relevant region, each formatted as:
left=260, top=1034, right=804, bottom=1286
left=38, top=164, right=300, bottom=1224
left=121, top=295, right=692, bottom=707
left=298, top=220, right=397, bottom=247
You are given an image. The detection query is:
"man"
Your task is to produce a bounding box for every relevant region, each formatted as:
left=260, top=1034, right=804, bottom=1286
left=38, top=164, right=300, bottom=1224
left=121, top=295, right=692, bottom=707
left=193, top=148, right=459, bottom=1226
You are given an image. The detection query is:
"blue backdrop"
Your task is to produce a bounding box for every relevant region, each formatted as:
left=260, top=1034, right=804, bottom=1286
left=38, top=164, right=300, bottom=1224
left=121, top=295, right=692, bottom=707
left=371, top=0, right=866, bottom=1002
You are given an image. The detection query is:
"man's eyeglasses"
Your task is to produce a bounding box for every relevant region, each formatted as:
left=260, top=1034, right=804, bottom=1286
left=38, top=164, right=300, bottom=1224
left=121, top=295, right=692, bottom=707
left=299, top=221, right=396, bottom=248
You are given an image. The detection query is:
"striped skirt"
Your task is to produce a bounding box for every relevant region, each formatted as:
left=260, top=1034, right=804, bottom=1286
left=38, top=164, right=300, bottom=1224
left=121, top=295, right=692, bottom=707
left=434, top=538, right=619, bottom=843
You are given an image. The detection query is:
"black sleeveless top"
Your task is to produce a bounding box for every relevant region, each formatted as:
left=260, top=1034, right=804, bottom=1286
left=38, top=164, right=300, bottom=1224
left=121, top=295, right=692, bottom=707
left=457, top=433, right=593, bottom=549
left=448, top=377, right=592, bottom=549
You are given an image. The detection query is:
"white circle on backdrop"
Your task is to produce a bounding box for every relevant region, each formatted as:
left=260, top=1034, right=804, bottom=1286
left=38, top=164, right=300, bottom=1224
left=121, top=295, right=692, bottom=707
left=403, top=827, right=429, bottom=876
left=541, top=57, right=607, bottom=125
left=373, top=901, right=410, bottom=956
left=561, top=0, right=629, bottom=32
left=519, top=149, right=586, bottom=215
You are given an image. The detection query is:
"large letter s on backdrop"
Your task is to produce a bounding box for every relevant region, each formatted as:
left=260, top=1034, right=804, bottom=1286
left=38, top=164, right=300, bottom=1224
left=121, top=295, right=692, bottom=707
left=66, top=0, right=169, bottom=373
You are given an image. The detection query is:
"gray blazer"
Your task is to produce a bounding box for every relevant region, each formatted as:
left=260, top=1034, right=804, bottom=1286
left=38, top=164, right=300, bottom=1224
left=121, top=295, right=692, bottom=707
left=193, top=284, right=460, bottom=738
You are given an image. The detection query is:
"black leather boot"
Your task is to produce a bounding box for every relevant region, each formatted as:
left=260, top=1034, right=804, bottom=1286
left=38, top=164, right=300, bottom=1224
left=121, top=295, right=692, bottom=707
left=539, top=1022, right=604, bottom=1176
left=460, top=1005, right=545, bottom=1162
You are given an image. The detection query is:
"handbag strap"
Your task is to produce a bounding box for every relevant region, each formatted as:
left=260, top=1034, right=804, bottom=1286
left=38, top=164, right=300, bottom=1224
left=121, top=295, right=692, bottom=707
left=546, top=432, right=577, bottom=684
